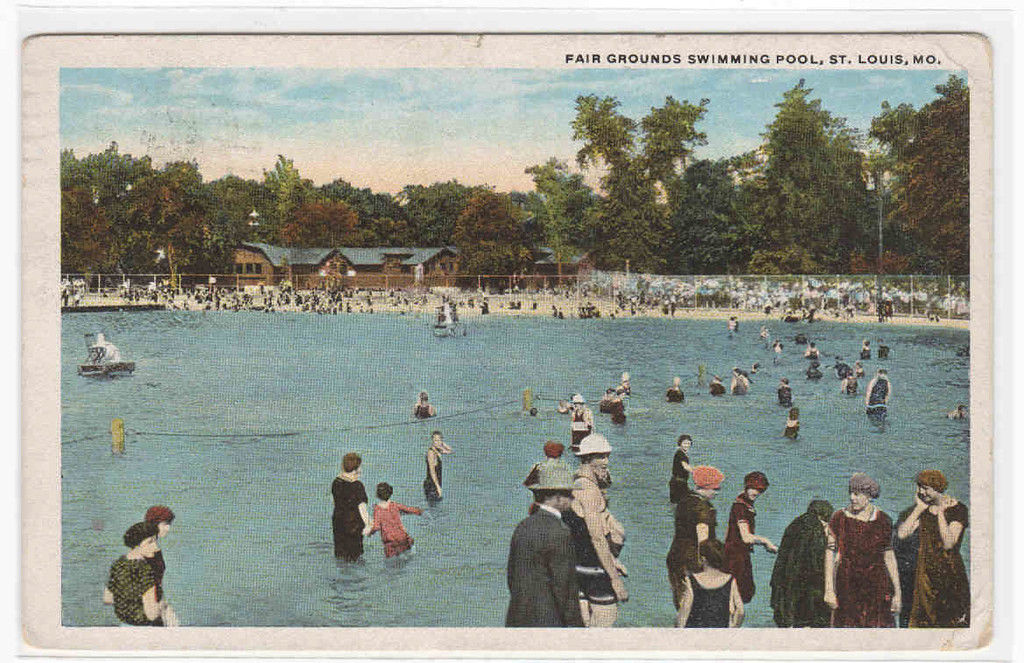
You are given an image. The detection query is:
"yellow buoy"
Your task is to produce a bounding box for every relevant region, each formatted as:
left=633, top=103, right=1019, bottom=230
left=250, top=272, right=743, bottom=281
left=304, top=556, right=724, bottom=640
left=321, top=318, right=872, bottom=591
left=111, top=418, right=125, bottom=455
left=523, top=388, right=533, bottom=411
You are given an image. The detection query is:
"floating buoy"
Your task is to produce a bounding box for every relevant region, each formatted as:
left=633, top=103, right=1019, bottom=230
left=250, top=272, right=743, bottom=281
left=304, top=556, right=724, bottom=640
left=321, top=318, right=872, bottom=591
left=111, top=418, right=125, bottom=455
left=522, top=388, right=533, bottom=411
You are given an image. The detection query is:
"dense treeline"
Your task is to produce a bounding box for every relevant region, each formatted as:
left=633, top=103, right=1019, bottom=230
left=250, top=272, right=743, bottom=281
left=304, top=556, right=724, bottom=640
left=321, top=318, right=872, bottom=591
left=61, top=76, right=968, bottom=276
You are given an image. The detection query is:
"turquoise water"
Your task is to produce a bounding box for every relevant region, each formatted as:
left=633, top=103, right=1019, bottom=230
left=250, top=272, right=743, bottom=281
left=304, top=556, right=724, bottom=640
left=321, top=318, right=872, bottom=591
left=61, top=311, right=970, bottom=627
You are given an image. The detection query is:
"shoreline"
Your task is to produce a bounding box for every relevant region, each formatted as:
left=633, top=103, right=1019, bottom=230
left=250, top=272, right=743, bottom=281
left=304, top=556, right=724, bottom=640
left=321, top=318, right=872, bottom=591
left=66, top=293, right=970, bottom=330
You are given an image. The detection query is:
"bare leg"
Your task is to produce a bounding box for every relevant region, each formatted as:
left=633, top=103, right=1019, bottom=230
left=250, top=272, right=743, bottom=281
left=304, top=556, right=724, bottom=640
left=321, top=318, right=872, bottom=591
left=587, top=604, right=618, bottom=628
left=579, top=599, right=591, bottom=627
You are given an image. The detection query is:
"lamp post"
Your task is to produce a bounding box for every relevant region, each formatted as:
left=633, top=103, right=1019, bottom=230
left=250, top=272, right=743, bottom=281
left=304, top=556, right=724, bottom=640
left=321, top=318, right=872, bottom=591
left=866, top=170, right=888, bottom=321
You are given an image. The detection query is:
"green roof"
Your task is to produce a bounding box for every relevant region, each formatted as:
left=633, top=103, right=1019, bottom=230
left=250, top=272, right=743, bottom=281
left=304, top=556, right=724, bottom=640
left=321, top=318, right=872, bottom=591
left=241, top=243, right=455, bottom=267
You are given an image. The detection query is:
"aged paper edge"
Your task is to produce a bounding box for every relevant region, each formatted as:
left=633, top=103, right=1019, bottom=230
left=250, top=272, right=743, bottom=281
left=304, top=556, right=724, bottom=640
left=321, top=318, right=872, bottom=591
left=21, top=32, right=994, bottom=654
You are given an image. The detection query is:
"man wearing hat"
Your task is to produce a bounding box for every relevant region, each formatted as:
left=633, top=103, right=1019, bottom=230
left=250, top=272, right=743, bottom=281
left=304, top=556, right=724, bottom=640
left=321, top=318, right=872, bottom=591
left=506, top=464, right=584, bottom=627
left=667, top=465, right=724, bottom=610
left=567, top=433, right=627, bottom=627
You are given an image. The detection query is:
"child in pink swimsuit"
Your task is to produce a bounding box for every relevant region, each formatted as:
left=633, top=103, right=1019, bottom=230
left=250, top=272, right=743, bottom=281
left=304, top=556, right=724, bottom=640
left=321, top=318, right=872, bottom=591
left=368, top=483, right=423, bottom=558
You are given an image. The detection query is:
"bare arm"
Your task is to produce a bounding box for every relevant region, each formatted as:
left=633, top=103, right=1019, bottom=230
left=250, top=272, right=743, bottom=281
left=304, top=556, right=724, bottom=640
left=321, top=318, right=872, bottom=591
left=737, top=521, right=777, bottom=552
left=359, top=502, right=371, bottom=534
left=897, top=501, right=925, bottom=539
left=884, top=549, right=901, bottom=614
left=936, top=503, right=964, bottom=550
left=823, top=524, right=838, bottom=609
left=102, top=587, right=114, bottom=604
left=141, top=586, right=161, bottom=621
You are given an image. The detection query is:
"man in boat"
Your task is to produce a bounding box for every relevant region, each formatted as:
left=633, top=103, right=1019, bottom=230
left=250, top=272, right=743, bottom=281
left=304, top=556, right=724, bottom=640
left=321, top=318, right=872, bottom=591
left=88, top=333, right=122, bottom=364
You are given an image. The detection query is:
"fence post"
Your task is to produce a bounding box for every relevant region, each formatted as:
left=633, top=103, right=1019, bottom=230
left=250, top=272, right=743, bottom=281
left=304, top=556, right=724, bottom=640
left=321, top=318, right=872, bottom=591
left=913, top=274, right=921, bottom=317
left=947, top=275, right=952, bottom=318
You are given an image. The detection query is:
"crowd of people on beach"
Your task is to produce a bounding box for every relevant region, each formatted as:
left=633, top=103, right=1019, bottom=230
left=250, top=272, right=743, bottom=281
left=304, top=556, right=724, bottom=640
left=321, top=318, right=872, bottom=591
left=63, top=274, right=969, bottom=325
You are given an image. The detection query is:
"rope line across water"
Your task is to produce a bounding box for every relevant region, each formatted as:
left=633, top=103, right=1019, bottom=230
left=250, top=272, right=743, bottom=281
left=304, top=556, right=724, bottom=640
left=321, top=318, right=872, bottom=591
left=125, top=398, right=521, bottom=440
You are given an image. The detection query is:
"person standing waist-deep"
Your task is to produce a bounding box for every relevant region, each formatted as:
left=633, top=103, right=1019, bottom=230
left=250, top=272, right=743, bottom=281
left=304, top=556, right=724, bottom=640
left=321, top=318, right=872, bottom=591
left=331, top=453, right=371, bottom=561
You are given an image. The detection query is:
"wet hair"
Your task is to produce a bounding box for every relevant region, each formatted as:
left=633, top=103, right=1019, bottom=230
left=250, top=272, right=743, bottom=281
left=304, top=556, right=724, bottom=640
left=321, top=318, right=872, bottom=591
left=419, top=391, right=429, bottom=400
left=123, top=521, right=159, bottom=549
left=529, top=407, right=538, bottom=416
left=780, top=377, right=789, bottom=385
left=699, top=538, right=725, bottom=570
left=431, top=430, right=442, bottom=437
left=788, top=407, right=799, bottom=418
left=376, top=482, right=394, bottom=500
left=342, top=452, right=362, bottom=473
left=144, top=505, right=175, bottom=524
left=677, top=433, right=693, bottom=446
left=878, top=369, right=888, bottom=376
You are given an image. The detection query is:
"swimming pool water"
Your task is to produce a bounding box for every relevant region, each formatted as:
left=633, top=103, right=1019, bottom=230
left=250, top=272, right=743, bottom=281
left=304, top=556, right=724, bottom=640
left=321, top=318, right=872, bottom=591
left=60, top=311, right=970, bottom=627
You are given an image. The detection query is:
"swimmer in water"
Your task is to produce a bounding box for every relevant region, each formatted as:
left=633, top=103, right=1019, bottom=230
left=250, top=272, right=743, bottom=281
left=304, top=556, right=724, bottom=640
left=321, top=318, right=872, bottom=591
left=568, top=394, right=594, bottom=454
left=806, top=361, right=823, bottom=381
left=772, top=341, right=784, bottom=365
left=760, top=326, right=769, bottom=343
left=617, top=372, right=631, bottom=397
left=833, top=357, right=853, bottom=380
left=840, top=373, right=859, bottom=395
left=877, top=339, right=890, bottom=359
left=784, top=408, right=800, bottom=439
left=854, top=361, right=865, bottom=378
left=413, top=391, right=437, bottom=419
left=947, top=404, right=968, bottom=420
left=599, top=389, right=617, bottom=414
left=751, top=362, right=760, bottom=375
left=730, top=368, right=750, bottom=396
left=777, top=378, right=793, bottom=407
left=666, top=377, right=685, bottom=403
left=865, top=369, right=892, bottom=425
left=727, top=316, right=739, bottom=335
left=804, top=343, right=820, bottom=360
left=709, top=376, right=726, bottom=396
left=860, top=339, right=871, bottom=360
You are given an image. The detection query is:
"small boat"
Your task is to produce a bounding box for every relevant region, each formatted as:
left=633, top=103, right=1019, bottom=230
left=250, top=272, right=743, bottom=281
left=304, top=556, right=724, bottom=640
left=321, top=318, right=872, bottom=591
left=78, top=361, right=136, bottom=378
left=78, top=332, right=134, bottom=378
left=433, top=302, right=466, bottom=337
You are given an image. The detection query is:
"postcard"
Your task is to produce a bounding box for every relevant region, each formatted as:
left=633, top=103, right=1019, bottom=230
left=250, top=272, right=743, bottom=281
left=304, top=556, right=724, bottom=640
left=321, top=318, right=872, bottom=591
left=23, top=32, right=993, bottom=653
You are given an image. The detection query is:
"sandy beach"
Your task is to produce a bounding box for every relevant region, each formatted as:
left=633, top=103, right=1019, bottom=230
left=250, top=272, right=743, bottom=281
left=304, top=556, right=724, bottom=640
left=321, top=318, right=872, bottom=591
left=66, top=290, right=970, bottom=330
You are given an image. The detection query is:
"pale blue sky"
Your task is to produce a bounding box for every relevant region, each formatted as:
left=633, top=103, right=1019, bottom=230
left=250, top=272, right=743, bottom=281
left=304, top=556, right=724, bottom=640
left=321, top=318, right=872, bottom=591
left=61, top=67, right=960, bottom=193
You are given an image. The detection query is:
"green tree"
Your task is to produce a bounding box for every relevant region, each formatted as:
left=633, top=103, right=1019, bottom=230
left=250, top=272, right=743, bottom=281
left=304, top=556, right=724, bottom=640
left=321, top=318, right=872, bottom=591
left=741, top=80, right=871, bottom=274
left=572, top=94, right=708, bottom=272
left=666, top=159, right=744, bottom=273
left=870, top=75, right=969, bottom=273
left=61, top=187, right=114, bottom=273
left=400, top=180, right=486, bottom=246
left=263, top=155, right=314, bottom=238
left=524, top=158, right=597, bottom=273
left=452, top=192, right=533, bottom=275
left=123, top=161, right=213, bottom=276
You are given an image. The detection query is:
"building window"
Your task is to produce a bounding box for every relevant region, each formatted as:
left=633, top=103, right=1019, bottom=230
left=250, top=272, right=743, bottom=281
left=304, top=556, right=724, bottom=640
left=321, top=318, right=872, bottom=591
left=235, top=263, right=243, bottom=274
left=253, top=263, right=262, bottom=274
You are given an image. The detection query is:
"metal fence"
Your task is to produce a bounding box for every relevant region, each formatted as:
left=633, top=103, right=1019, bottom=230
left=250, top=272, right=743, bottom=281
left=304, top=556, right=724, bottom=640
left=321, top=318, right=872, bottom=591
left=61, top=271, right=970, bottom=319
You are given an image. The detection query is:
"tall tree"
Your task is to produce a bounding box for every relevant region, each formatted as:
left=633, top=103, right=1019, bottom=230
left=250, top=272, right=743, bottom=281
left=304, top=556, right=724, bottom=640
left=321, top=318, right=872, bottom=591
left=524, top=158, right=597, bottom=272
left=667, top=159, right=744, bottom=273
left=740, top=80, right=871, bottom=274
left=572, top=94, right=708, bottom=272
left=263, top=155, right=314, bottom=238
left=400, top=180, right=486, bottom=246
left=870, top=75, right=969, bottom=273
left=123, top=161, right=213, bottom=276
left=452, top=192, right=532, bottom=275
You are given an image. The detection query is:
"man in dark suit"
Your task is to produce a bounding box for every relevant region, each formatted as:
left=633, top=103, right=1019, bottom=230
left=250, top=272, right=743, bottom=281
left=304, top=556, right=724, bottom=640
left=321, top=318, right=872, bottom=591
left=505, top=464, right=584, bottom=627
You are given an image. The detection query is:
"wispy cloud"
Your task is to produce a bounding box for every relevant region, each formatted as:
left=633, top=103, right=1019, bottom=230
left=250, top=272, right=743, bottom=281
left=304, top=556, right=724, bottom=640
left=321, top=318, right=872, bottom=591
left=61, top=67, right=963, bottom=193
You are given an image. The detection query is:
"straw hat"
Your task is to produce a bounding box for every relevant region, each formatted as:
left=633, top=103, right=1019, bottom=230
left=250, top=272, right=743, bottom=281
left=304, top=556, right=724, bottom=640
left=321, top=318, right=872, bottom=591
left=530, top=463, right=575, bottom=491
left=575, top=432, right=612, bottom=456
